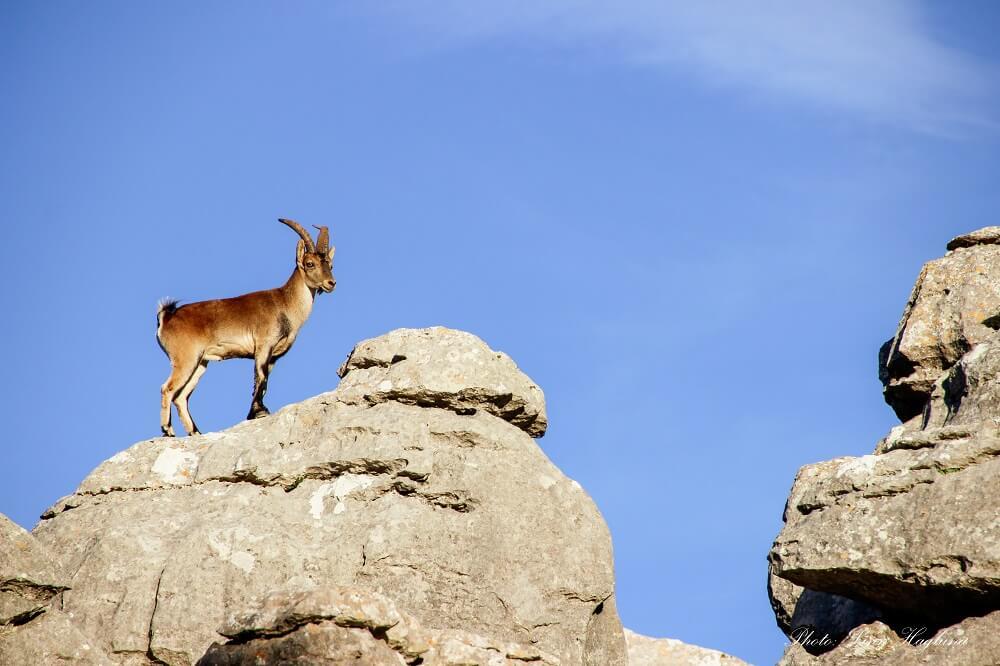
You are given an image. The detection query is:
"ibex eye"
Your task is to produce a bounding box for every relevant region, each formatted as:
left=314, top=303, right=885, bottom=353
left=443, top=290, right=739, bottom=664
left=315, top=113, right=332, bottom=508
left=305, top=262, right=315, bottom=268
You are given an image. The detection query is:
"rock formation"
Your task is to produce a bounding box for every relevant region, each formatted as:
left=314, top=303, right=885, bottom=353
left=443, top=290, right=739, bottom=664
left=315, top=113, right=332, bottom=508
left=769, top=229, right=1000, bottom=664
left=1, top=326, right=753, bottom=665
left=25, top=327, right=623, bottom=665
left=624, top=629, right=749, bottom=665
left=878, top=226, right=1000, bottom=421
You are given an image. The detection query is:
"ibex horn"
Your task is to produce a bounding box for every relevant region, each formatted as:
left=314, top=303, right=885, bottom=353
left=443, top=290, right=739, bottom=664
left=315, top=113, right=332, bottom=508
left=278, top=218, right=316, bottom=252
left=313, top=225, right=330, bottom=254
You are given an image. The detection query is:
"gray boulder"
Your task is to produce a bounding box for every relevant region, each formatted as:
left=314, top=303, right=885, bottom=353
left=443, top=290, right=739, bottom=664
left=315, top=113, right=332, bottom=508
left=337, top=327, right=548, bottom=438
left=769, top=430, right=1000, bottom=625
left=32, top=327, right=624, bottom=665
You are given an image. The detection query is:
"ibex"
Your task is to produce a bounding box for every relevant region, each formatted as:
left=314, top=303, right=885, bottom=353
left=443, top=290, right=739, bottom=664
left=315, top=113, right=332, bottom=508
left=156, top=219, right=336, bottom=436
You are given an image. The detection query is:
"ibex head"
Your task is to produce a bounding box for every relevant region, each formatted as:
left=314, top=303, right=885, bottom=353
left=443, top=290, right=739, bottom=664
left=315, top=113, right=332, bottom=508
left=279, top=218, right=336, bottom=293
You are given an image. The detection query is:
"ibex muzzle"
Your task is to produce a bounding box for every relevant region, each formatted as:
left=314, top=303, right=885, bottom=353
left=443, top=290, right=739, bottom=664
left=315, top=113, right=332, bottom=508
left=155, top=219, right=336, bottom=436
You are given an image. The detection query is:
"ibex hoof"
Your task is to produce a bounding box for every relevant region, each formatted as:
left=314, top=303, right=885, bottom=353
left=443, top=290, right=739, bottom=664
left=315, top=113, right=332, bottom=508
left=248, top=407, right=270, bottom=420
left=161, top=427, right=175, bottom=438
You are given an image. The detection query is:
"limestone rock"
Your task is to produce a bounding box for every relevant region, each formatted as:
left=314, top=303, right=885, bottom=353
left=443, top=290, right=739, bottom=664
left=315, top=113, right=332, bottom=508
left=772, top=231, right=1000, bottom=661
left=769, top=434, right=1000, bottom=625
left=198, top=586, right=558, bottom=665
left=778, top=611, right=1000, bottom=665
left=337, top=327, right=548, bottom=438
left=32, top=328, right=622, bottom=665
left=623, top=628, right=749, bottom=665
left=1, top=512, right=67, bottom=626
left=946, top=226, right=1000, bottom=251
left=767, top=567, right=882, bottom=648
left=0, top=607, right=113, bottom=666
left=0, top=512, right=110, bottom=665
left=879, top=229, right=1000, bottom=421
left=922, top=335, right=1000, bottom=430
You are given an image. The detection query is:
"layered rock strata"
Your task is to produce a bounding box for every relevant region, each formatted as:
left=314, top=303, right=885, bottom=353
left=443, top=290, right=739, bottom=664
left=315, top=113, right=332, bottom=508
left=770, top=229, right=1000, bottom=664
left=22, top=327, right=626, bottom=665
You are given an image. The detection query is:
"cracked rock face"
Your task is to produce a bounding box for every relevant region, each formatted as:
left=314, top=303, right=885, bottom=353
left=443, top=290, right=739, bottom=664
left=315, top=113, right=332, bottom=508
left=770, top=429, right=1000, bottom=622
left=879, top=229, right=1000, bottom=421
left=771, top=231, right=1000, bottom=663
left=0, top=512, right=110, bottom=665
left=1, top=512, right=67, bottom=627
left=197, top=586, right=559, bottom=665
left=31, top=328, right=623, bottom=665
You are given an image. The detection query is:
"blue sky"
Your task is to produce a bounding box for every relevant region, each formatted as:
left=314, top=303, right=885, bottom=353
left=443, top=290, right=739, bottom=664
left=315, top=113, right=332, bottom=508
left=2, top=3, right=999, bottom=664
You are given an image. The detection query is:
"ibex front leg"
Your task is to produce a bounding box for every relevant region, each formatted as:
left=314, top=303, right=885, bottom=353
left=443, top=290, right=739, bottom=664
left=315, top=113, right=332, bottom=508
left=248, top=349, right=273, bottom=420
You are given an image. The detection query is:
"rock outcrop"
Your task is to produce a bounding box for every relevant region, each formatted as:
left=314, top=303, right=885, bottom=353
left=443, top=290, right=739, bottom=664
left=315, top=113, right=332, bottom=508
left=624, top=629, right=750, bottom=666
left=878, top=226, right=1000, bottom=421
left=770, top=229, right=1000, bottom=664
left=14, top=327, right=627, bottom=665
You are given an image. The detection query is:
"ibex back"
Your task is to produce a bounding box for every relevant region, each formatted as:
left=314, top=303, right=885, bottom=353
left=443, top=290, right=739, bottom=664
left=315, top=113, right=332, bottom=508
left=156, top=218, right=336, bottom=436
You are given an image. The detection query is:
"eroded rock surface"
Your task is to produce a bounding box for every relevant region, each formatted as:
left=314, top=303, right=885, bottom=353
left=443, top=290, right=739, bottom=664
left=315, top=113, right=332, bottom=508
left=623, top=628, right=749, bottom=665
left=0, top=512, right=110, bottom=665
left=879, top=229, right=1000, bottom=421
left=772, top=230, right=1000, bottom=663
left=778, top=611, right=1000, bottom=666
left=198, top=586, right=559, bottom=665
left=337, top=327, right=548, bottom=438
left=31, top=328, right=624, bottom=665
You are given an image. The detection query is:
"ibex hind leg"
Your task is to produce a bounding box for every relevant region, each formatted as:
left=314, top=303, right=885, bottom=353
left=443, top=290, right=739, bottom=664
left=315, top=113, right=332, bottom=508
left=174, top=359, right=208, bottom=435
left=161, top=353, right=203, bottom=437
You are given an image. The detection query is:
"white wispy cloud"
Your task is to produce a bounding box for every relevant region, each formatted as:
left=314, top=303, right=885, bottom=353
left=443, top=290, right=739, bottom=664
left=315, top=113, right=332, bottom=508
left=377, top=1, right=998, bottom=136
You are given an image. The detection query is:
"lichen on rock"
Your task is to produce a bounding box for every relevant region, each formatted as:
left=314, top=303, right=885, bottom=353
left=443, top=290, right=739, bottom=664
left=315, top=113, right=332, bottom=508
left=771, top=228, right=1000, bottom=664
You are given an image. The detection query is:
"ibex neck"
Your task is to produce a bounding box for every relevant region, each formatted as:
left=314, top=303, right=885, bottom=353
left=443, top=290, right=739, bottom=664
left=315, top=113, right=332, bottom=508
left=281, top=267, right=316, bottom=319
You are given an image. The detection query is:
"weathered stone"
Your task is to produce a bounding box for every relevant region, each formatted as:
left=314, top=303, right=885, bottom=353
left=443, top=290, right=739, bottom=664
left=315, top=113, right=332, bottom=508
left=767, top=567, right=803, bottom=635
left=0, top=607, right=113, bottom=665
left=0, top=512, right=111, bottom=665
left=337, top=327, right=548, bottom=438
left=0, top=512, right=68, bottom=626
left=32, top=328, right=622, bottom=665
left=767, top=565, right=883, bottom=650
left=199, top=586, right=558, bottom=665
left=200, top=623, right=406, bottom=666
left=922, top=335, right=1000, bottom=431
left=623, top=628, right=750, bottom=665
left=772, top=231, right=1000, bottom=662
left=778, top=611, right=1000, bottom=665
left=770, top=435, right=1000, bottom=625
left=946, top=226, right=1000, bottom=251
left=873, top=422, right=973, bottom=454
left=879, top=231, right=1000, bottom=421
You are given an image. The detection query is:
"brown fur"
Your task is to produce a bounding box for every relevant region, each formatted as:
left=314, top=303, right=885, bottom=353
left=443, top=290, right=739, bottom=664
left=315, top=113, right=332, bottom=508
left=157, top=221, right=335, bottom=437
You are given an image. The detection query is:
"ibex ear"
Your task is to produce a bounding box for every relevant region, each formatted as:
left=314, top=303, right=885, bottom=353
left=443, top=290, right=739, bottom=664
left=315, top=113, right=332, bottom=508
left=327, top=246, right=336, bottom=261
left=296, top=240, right=306, bottom=266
